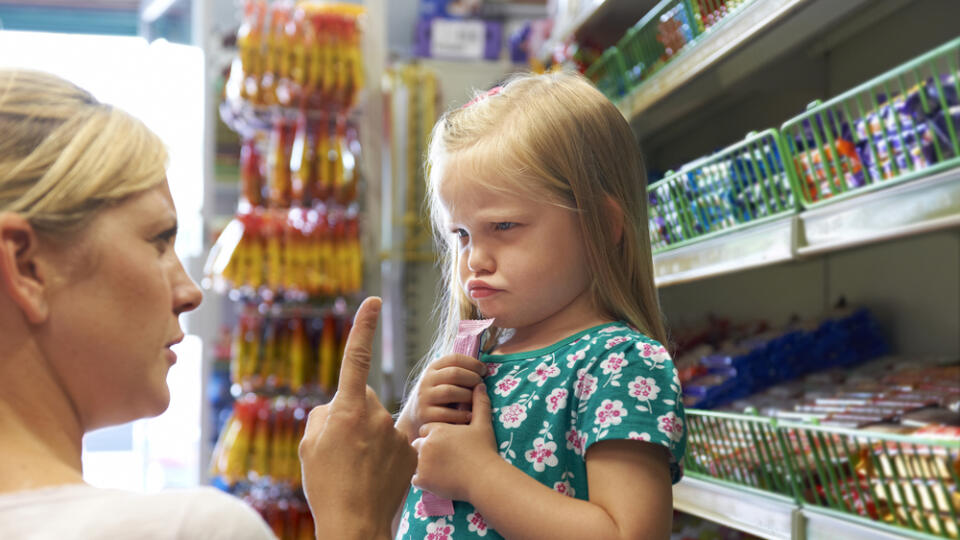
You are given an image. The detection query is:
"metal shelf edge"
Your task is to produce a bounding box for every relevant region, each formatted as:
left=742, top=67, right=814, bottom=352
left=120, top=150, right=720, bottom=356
left=673, top=477, right=796, bottom=540
left=618, top=0, right=805, bottom=121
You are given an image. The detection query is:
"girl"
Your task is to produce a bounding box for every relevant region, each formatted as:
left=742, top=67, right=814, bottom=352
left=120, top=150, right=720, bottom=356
left=394, top=71, right=686, bottom=540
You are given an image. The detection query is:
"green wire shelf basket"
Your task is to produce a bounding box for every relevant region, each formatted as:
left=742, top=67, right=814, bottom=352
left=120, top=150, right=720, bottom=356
left=616, top=0, right=700, bottom=91
left=648, top=128, right=798, bottom=253
left=584, top=47, right=628, bottom=99
left=686, top=409, right=960, bottom=539
left=781, top=36, right=960, bottom=208
left=778, top=420, right=960, bottom=539
left=689, top=0, right=753, bottom=34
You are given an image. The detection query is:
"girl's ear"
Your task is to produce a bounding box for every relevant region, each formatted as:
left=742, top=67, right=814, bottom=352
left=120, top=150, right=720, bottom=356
left=0, top=213, right=50, bottom=324
left=604, top=196, right=625, bottom=246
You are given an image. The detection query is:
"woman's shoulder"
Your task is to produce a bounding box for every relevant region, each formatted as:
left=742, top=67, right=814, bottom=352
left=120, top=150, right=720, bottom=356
left=0, top=484, right=274, bottom=540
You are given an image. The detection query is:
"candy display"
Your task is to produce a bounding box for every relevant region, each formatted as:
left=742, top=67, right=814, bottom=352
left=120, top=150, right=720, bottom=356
left=584, top=0, right=757, bottom=99
left=782, top=38, right=960, bottom=206
left=229, top=1, right=365, bottom=111
left=215, top=207, right=363, bottom=301
left=211, top=395, right=314, bottom=486
left=229, top=307, right=353, bottom=395
left=648, top=130, right=797, bottom=251
left=208, top=3, right=369, bottom=535
left=673, top=305, right=889, bottom=410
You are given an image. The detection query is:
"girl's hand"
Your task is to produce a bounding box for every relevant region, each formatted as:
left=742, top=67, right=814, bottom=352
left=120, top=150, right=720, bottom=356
left=411, top=384, right=499, bottom=501
left=404, top=353, right=486, bottom=439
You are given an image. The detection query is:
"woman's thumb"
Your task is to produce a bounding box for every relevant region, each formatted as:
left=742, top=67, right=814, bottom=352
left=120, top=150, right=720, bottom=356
left=470, top=383, right=491, bottom=424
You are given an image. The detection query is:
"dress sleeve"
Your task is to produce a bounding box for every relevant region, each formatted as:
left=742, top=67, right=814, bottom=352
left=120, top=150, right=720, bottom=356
left=572, top=334, right=687, bottom=483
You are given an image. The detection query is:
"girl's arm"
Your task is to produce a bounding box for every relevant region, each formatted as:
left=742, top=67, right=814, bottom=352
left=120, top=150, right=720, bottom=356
left=413, top=385, right=674, bottom=540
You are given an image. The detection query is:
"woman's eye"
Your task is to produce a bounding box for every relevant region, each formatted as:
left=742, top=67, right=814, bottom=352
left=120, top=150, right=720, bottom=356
left=493, top=222, right=516, bottom=231
left=153, top=228, right=177, bottom=253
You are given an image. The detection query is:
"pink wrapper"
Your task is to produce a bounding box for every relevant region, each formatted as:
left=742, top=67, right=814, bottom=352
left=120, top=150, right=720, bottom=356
left=421, top=318, right=495, bottom=517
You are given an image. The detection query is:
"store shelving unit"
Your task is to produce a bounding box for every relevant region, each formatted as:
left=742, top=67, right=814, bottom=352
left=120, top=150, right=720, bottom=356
left=654, top=167, right=960, bottom=286
left=547, top=1, right=960, bottom=540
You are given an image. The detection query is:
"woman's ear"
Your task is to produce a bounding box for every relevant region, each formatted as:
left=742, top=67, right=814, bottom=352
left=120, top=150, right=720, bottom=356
left=0, top=213, right=50, bottom=324
left=604, top=196, right=625, bottom=246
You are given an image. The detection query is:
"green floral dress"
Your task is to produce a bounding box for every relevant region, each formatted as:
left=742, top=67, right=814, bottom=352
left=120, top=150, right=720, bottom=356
left=397, top=322, right=686, bottom=540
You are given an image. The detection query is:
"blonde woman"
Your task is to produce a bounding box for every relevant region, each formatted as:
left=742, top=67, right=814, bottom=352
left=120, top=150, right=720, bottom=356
left=395, top=72, right=686, bottom=539
left=0, top=69, right=414, bottom=540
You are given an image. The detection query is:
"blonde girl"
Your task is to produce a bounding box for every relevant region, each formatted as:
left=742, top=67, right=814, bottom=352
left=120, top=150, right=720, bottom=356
left=394, top=71, right=686, bottom=540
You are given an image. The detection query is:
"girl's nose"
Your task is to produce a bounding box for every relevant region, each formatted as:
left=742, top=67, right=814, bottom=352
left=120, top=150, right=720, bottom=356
left=466, top=242, right=495, bottom=274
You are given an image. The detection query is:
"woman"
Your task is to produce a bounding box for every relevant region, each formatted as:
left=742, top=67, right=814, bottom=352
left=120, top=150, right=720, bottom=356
left=0, top=69, right=414, bottom=539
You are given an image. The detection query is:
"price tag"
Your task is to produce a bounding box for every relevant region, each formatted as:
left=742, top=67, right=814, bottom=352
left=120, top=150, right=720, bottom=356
left=431, top=19, right=486, bottom=60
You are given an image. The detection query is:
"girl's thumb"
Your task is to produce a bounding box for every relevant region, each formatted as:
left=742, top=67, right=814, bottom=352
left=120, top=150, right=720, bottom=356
left=470, top=383, right=490, bottom=423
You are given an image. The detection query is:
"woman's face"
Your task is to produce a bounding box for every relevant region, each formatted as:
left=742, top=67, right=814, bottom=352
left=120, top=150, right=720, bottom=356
left=40, top=180, right=202, bottom=431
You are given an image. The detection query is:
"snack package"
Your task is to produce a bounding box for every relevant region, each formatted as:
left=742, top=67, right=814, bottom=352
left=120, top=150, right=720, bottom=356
left=420, top=318, right=495, bottom=516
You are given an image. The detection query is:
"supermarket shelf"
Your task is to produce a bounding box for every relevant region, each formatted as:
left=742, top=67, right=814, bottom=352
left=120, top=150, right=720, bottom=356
left=653, top=215, right=797, bottom=287
left=800, top=507, right=943, bottom=540
left=654, top=167, right=960, bottom=287
left=674, top=476, right=797, bottom=540
left=621, top=0, right=874, bottom=138
left=797, top=167, right=960, bottom=257
left=537, top=0, right=655, bottom=63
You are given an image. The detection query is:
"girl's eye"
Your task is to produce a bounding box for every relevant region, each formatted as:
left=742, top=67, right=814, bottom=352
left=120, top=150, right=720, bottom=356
left=453, top=228, right=469, bottom=239
left=493, top=222, right=516, bottom=231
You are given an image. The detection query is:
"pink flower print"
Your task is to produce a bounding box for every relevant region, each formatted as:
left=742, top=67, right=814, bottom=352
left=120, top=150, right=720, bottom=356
left=566, top=345, right=588, bottom=368
left=628, top=431, right=651, bottom=442
left=527, top=361, right=560, bottom=386
left=638, top=342, right=656, bottom=358
left=658, top=412, right=684, bottom=442
left=498, top=403, right=527, bottom=429
left=600, top=352, right=627, bottom=375
left=546, top=388, right=568, bottom=413
left=628, top=376, right=660, bottom=401
left=414, top=499, right=429, bottom=520
left=574, top=369, right=598, bottom=400
left=599, top=325, right=620, bottom=333
left=604, top=336, right=630, bottom=349
left=485, top=363, right=501, bottom=377
left=565, top=428, right=587, bottom=456
left=398, top=512, right=410, bottom=536
left=595, top=399, right=627, bottom=428
left=553, top=480, right=575, bottom=498
left=425, top=518, right=455, bottom=540
left=466, top=511, right=488, bottom=536
left=525, top=437, right=559, bottom=472
left=494, top=375, right=520, bottom=397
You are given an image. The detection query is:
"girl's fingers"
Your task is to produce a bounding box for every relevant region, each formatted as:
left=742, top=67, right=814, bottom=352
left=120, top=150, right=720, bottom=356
left=422, top=383, right=474, bottom=406
left=428, top=354, right=486, bottom=377
left=420, top=406, right=472, bottom=425
left=423, top=366, right=484, bottom=389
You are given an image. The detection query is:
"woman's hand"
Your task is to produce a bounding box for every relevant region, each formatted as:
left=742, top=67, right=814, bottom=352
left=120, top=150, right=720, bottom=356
left=411, top=383, right=500, bottom=502
left=299, top=297, right=417, bottom=540
left=398, top=353, right=486, bottom=441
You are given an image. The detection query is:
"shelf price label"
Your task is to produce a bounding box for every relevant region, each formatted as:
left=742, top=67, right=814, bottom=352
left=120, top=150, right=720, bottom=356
left=431, top=19, right=487, bottom=60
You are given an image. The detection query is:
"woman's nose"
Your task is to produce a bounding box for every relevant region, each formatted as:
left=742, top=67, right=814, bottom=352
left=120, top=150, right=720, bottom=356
left=172, top=260, right=203, bottom=315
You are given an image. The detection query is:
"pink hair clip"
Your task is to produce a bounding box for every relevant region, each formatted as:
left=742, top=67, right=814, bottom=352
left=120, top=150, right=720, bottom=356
left=461, top=85, right=502, bottom=109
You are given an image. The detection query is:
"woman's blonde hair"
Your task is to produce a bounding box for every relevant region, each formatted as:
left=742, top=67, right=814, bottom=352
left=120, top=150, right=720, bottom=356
left=0, top=69, right=167, bottom=236
left=421, top=70, right=667, bottom=376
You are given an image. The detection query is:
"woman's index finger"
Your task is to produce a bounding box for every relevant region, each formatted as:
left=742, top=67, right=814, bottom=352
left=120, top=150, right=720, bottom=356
left=335, top=296, right=382, bottom=401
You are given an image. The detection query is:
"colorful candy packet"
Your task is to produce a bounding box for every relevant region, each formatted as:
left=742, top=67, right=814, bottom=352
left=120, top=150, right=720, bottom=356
left=420, top=318, right=495, bottom=516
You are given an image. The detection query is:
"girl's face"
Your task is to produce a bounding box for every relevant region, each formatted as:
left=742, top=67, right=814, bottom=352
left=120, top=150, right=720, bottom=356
left=41, top=180, right=202, bottom=431
left=438, top=161, right=605, bottom=346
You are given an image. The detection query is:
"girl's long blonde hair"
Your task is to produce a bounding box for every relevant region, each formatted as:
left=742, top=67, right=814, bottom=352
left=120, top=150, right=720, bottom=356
left=0, top=69, right=167, bottom=237
left=419, top=70, right=667, bottom=379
